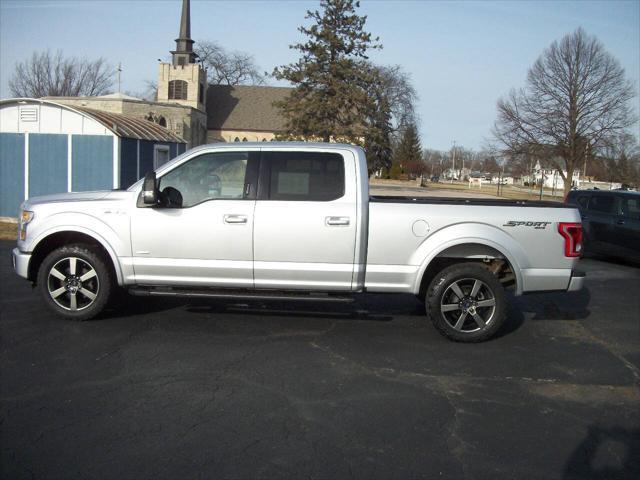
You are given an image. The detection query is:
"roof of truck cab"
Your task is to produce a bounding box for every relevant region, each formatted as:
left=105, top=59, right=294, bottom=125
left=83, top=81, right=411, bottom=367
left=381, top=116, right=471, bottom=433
left=186, top=141, right=364, bottom=152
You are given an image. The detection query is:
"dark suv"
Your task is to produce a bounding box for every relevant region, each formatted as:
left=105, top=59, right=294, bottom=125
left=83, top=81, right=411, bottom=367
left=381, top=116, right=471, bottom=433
left=565, top=189, right=640, bottom=263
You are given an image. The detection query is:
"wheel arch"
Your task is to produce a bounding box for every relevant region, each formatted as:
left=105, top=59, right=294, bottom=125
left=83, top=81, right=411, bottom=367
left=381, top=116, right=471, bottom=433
left=413, top=228, right=525, bottom=298
left=28, top=229, right=123, bottom=285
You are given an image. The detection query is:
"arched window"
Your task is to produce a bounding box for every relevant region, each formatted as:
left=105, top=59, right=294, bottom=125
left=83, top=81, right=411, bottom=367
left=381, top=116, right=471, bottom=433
left=168, top=80, right=188, bottom=100
left=242, top=137, right=248, bottom=142
left=234, top=137, right=240, bottom=142
left=261, top=138, right=267, bottom=142
left=158, top=116, right=167, bottom=127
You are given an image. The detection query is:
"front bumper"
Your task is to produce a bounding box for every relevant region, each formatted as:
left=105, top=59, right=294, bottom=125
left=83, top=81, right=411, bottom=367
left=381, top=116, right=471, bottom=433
left=12, top=248, right=31, bottom=280
left=567, top=270, right=586, bottom=292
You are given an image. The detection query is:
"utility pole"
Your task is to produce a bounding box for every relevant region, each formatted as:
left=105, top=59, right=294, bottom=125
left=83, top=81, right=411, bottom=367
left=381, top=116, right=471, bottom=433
left=117, top=63, right=122, bottom=93
left=451, top=141, right=456, bottom=183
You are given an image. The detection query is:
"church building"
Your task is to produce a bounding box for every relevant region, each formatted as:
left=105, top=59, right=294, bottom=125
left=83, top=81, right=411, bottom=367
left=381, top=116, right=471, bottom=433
left=47, top=0, right=289, bottom=150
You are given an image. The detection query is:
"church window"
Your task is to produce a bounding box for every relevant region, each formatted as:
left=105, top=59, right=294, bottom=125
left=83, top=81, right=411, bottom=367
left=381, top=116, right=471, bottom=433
left=242, top=138, right=248, bottom=142
left=234, top=137, right=240, bottom=142
left=158, top=116, right=167, bottom=127
left=169, top=80, right=188, bottom=100
left=199, top=84, right=204, bottom=104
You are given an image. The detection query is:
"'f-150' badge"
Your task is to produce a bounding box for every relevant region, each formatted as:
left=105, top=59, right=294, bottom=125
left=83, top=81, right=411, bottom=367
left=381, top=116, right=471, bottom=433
left=503, top=221, right=551, bottom=229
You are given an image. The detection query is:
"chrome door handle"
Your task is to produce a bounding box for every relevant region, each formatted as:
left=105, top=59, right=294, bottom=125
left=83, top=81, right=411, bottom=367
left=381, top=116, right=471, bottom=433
left=224, top=214, right=247, bottom=224
left=325, top=216, right=350, bottom=226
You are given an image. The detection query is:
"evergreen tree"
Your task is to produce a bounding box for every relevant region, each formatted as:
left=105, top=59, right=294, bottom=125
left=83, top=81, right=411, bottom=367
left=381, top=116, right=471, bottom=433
left=393, top=123, right=423, bottom=173
left=273, top=0, right=381, bottom=144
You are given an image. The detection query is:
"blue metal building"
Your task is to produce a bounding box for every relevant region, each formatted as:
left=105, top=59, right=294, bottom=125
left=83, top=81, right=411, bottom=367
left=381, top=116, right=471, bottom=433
left=0, top=98, right=186, bottom=217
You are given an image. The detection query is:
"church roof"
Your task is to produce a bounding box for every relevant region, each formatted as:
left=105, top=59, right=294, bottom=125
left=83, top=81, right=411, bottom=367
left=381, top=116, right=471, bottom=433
left=73, top=106, right=185, bottom=143
left=206, top=85, right=291, bottom=132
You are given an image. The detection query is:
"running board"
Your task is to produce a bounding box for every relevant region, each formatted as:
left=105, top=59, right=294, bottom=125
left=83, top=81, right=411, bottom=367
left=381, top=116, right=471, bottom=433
left=128, top=286, right=355, bottom=303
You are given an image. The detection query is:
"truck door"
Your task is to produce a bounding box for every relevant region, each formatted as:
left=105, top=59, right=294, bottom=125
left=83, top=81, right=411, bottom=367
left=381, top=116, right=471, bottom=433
left=130, top=149, right=259, bottom=287
left=253, top=150, right=358, bottom=291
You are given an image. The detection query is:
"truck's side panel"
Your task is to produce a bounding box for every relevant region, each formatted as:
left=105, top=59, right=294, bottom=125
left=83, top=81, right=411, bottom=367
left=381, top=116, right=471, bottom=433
left=366, top=202, right=581, bottom=294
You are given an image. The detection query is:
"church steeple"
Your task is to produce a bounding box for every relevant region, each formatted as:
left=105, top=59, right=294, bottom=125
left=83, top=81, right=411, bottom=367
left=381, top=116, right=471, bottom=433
left=171, top=0, right=197, bottom=66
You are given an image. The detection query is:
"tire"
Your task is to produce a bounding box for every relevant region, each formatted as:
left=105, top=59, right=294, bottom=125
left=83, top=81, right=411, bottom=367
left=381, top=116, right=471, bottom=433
left=426, top=262, right=506, bottom=342
left=37, top=244, right=113, bottom=321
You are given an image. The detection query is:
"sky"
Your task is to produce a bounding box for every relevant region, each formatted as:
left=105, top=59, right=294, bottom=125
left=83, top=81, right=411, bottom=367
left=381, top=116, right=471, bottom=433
left=1, top=0, right=638, bottom=151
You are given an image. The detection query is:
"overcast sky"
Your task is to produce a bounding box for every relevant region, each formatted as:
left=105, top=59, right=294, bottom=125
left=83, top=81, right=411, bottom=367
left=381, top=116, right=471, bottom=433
left=1, top=0, right=638, bottom=151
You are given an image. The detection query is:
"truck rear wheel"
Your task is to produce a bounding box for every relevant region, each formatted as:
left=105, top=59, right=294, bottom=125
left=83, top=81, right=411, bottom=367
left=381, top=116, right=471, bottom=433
left=426, top=263, right=506, bottom=342
left=37, top=245, right=113, bottom=321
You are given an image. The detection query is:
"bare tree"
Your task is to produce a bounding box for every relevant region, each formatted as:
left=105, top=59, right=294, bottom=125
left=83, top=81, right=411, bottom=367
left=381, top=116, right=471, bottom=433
left=9, top=50, right=114, bottom=98
left=195, top=40, right=265, bottom=86
left=374, top=64, right=418, bottom=137
left=493, top=28, right=636, bottom=195
left=361, top=63, right=418, bottom=173
left=600, top=133, right=640, bottom=185
left=126, top=80, right=158, bottom=102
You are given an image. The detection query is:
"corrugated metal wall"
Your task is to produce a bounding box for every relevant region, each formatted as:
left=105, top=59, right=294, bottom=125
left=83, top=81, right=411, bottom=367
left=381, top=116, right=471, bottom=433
left=120, top=138, right=138, bottom=188
left=119, top=138, right=185, bottom=189
left=1, top=132, right=186, bottom=216
left=0, top=133, right=25, bottom=217
left=72, top=135, right=113, bottom=191
left=139, top=140, right=156, bottom=175
left=29, top=134, right=68, bottom=198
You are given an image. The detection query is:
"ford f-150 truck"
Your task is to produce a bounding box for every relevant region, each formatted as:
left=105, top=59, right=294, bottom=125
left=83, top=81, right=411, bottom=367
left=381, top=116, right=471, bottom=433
left=12, top=143, right=585, bottom=342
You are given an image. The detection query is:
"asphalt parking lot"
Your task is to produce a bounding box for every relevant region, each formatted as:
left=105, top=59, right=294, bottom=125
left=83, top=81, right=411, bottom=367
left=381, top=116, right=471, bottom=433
left=1, top=240, right=638, bottom=479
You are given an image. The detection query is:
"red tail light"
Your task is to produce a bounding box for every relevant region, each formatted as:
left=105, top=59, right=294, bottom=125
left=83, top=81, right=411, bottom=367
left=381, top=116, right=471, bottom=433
left=558, top=222, right=583, bottom=257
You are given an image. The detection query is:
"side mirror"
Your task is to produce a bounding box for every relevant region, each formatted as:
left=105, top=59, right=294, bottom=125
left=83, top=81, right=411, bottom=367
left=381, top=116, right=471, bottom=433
left=142, top=171, right=158, bottom=205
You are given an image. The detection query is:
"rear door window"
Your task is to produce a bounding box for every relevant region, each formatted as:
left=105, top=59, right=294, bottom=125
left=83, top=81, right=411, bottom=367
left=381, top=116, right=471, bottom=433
left=622, top=197, right=640, bottom=219
left=587, top=195, right=616, bottom=214
left=260, top=151, right=345, bottom=201
left=576, top=195, right=589, bottom=208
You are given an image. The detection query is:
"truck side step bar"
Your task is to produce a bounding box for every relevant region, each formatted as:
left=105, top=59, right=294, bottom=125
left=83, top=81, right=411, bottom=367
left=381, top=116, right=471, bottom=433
left=128, top=286, right=355, bottom=303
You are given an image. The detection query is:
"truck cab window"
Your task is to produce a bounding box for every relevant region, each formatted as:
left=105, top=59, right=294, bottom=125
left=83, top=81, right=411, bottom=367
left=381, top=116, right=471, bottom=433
left=159, top=152, right=249, bottom=207
left=262, top=151, right=344, bottom=201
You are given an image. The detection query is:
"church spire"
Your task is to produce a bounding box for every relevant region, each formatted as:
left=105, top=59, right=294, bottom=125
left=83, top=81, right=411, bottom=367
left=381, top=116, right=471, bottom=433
left=171, top=0, right=197, bottom=66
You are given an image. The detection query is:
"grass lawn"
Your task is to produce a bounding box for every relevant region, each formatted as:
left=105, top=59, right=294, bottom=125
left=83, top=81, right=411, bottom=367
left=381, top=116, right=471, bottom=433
left=0, top=221, right=17, bottom=241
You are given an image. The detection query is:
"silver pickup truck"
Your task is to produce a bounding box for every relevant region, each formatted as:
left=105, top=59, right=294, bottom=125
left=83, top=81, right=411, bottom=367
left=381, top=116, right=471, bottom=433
left=13, top=142, right=585, bottom=342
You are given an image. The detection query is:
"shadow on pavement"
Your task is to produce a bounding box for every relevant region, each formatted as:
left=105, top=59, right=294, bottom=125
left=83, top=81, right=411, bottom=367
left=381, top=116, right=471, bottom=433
left=563, top=425, right=640, bottom=479
left=185, top=297, right=395, bottom=322
left=512, top=287, right=592, bottom=321
left=494, top=288, right=591, bottom=339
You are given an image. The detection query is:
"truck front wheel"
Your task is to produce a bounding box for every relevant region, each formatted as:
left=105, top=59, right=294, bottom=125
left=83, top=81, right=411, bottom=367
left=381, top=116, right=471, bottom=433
left=426, top=263, right=506, bottom=342
left=37, top=245, right=113, bottom=321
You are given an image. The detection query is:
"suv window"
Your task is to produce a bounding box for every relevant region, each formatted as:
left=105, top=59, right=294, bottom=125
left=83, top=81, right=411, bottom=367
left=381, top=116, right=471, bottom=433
left=159, top=152, right=249, bottom=207
left=261, top=152, right=345, bottom=201
left=588, top=195, right=616, bottom=214
left=576, top=195, right=589, bottom=208
left=622, top=197, right=640, bottom=219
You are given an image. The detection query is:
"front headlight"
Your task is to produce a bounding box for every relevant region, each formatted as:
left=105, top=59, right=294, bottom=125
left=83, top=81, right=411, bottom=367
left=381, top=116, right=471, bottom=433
left=19, top=210, right=34, bottom=241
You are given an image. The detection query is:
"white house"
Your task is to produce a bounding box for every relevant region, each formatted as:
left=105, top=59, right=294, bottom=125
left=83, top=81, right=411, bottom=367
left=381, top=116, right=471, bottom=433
left=524, top=160, right=581, bottom=189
